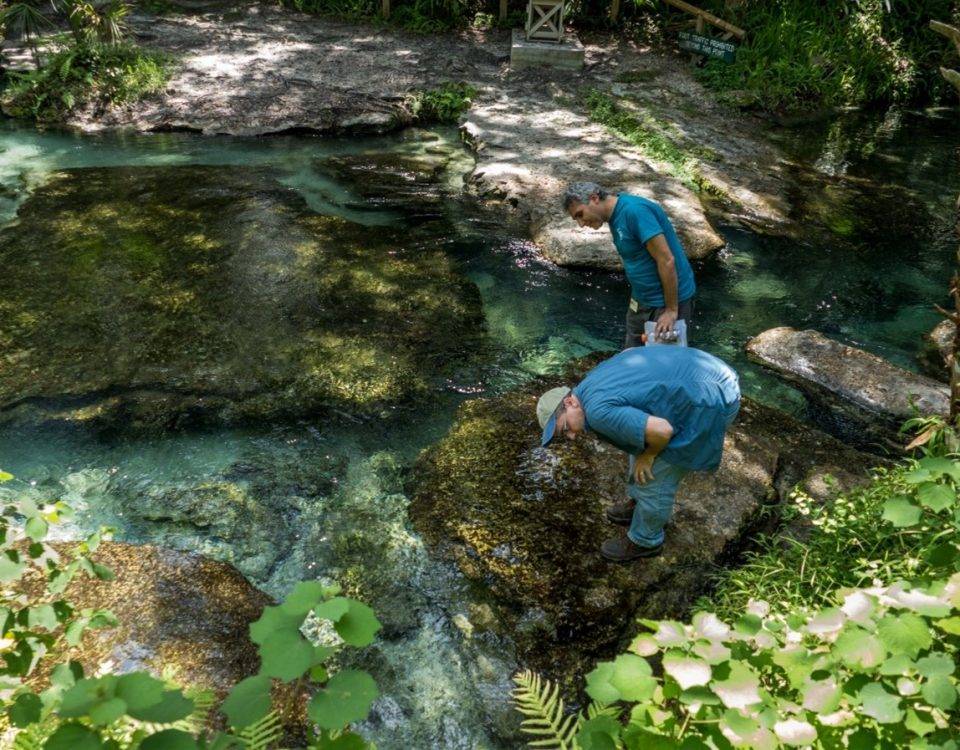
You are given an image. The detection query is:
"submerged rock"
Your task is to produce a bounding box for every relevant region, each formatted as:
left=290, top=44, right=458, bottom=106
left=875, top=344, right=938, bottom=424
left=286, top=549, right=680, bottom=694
left=20, top=541, right=270, bottom=693
left=408, top=356, right=877, bottom=686
left=0, top=165, right=483, bottom=433
left=919, top=319, right=955, bottom=383
left=747, top=327, right=950, bottom=450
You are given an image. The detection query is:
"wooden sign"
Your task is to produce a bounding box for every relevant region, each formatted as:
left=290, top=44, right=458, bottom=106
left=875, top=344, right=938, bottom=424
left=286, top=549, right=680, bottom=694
left=678, top=30, right=737, bottom=62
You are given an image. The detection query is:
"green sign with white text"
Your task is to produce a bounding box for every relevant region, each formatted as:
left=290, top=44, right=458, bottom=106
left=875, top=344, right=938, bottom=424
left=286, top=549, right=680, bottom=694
left=678, top=31, right=736, bottom=63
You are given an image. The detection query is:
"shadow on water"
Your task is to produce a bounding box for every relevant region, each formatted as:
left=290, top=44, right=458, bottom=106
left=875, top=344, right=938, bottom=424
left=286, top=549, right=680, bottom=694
left=0, top=108, right=955, bottom=747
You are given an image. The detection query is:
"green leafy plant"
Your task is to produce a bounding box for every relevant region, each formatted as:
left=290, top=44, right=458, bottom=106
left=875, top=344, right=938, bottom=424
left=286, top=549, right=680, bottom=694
left=0, top=471, right=383, bottom=749
left=2, top=41, right=169, bottom=122
left=516, top=453, right=960, bottom=748
left=409, top=81, right=477, bottom=124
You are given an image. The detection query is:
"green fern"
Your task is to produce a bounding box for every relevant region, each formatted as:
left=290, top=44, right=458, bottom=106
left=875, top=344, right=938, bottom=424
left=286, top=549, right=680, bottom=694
left=11, top=718, right=53, bottom=750
left=512, top=670, right=581, bottom=750
left=236, top=710, right=283, bottom=750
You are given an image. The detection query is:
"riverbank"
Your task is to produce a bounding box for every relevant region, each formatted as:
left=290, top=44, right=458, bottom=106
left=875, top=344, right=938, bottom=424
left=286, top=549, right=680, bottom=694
left=2, top=0, right=803, bottom=268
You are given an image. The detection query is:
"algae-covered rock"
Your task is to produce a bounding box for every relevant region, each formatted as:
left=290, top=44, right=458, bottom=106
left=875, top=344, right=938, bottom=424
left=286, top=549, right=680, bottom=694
left=19, top=541, right=270, bottom=693
left=0, top=165, right=483, bottom=433
left=408, top=356, right=878, bottom=684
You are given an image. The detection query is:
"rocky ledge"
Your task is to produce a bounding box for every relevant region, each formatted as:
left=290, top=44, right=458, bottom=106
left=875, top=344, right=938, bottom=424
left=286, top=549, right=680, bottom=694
left=407, top=355, right=878, bottom=687
left=747, top=327, right=950, bottom=451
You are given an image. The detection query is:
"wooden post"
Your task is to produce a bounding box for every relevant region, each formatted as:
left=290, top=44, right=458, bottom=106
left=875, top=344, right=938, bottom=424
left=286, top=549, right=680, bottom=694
left=690, top=14, right=704, bottom=63
left=500, top=0, right=508, bottom=21
left=382, top=0, right=390, bottom=18
left=609, top=0, right=620, bottom=23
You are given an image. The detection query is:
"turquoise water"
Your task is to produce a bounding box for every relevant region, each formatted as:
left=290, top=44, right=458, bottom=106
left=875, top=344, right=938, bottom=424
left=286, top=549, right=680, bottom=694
left=0, top=110, right=956, bottom=747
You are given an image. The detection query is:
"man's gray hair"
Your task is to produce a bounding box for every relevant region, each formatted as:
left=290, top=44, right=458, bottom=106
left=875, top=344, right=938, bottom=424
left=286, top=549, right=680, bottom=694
left=562, top=182, right=610, bottom=210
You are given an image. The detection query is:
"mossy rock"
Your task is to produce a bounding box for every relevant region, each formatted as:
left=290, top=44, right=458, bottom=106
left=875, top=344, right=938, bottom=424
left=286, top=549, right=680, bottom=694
left=17, top=541, right=308, bottom=737
left=0, top=165, right=483, bottom=433
left=408, top=355, right=879, bottom=686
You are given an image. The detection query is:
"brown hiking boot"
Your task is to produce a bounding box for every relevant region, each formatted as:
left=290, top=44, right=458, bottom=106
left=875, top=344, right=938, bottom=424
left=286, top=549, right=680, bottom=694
left=605, top=499, right=636, bottom=526
left=600, top=535, right=663, bottom=563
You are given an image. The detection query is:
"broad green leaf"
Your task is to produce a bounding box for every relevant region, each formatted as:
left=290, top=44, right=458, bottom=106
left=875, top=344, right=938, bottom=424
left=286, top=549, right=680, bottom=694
left=260, top=628, right=315, bottom=683
left=881, top=496, right=922, bottom=527
left=321, top=731, right=368, bottom=750
left=921, top=674, right=957, bottom=709
left=129, top=690, right=193, bottom=723
left=585, top=661, right=620, bottom=704
left=313, top=597, right=351, bottom=623
left=772, top=647, right=818, bottom=688
left=0, top=552, right=26, bottom=583
left=773, top=718, right=816, bottom=747
left=801, top=677, right=841, bottom=713
left=904, top=708, right=937, bottom=737
left=333, top=600, right=381, bottom=647
left=249, top=605, right=302, bottom=646
left=916, top=482, right=955, bottom=512
left=280, top=580, right=325, bottom=617
left=116, top=672, right=166, bottom=714
left=44, top=722, right=104, bottom=750
left=0, top=471, right=12, bottom=482
left=89, top=696, right=127, bottom=726
left=835, top=626, right=885, bottom=668
left=915, top=653, right=955, bottom=678
left=917, top=456, right=960, bottom=480
left=663, top=652, right=711, bottom=690
left=60, top=677, right=117, bottom=718
left=576, top=715, right=621, bottom=750
left=141, top=729, right=199, bottom=750
left=8, top=692, right=41, bottom=727
left=859, top=683, right=903, bottom=724
left=221, top=675, right=271, bottom=729
left=711, top=662, right=761, bottom=709
left=27, top=604, right=59, bottom=630
left=91, top=563, right=114, bottom=581
left=877, top=613, right=932, bottom=658
left=25, top=515, right=48, bottom=542
left=692, top=639, right=731, bottom=665
left=609, top=653, right=656, bottom=701
left=307, top=669, right=378, bottom=730
left=733, top=614, right=762, bottom=636
left=879, top=654, right=915, bottom=675
left=935, top=616, right=960, bottom=635
left=924, top=542, right=959, bottom=569
left=629, top=633, right=659, bottom=657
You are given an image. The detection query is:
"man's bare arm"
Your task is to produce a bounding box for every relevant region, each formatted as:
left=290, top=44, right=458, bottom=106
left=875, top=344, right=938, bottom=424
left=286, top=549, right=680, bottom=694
left=646, top=234, right=679, bottom=337
left=634, top=416, right=674, bottom=484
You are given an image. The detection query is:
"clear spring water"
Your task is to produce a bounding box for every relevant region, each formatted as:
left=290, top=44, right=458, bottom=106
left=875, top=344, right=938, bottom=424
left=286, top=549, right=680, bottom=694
left=0, top=108, right=956, bottom=747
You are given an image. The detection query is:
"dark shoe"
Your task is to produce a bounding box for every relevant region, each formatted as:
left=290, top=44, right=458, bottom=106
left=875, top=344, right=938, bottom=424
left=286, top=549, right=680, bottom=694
left=601, top=535, right=663, bottom=563
left=605, top=499, right=636, bottom=526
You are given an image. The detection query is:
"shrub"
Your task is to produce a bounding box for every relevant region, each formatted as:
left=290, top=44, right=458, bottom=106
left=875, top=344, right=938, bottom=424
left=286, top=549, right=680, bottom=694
left=409, top=81, right=477, bottom=123
left=514, top=453, right=960, bottom=748
left=2, top=41, right=169, bottom=122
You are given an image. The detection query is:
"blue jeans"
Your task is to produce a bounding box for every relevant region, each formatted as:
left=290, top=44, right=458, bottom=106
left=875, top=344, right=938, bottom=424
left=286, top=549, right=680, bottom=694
left=626, top=455, right=689, bottom=547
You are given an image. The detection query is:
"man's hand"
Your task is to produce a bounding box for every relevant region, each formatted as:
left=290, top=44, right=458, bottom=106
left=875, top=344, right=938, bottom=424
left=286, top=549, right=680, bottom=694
left=633, top=451, right=656, bottom=484
left=654, top=308, right=678, bottom=340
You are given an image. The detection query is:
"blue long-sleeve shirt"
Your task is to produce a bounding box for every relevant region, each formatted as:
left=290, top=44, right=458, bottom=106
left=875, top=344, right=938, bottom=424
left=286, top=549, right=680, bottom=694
left=572, top=347, right=740, bottom=471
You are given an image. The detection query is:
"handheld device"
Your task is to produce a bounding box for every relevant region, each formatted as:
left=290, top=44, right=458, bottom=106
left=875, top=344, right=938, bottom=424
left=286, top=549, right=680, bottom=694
left=644, top=319, right=688, bottom=347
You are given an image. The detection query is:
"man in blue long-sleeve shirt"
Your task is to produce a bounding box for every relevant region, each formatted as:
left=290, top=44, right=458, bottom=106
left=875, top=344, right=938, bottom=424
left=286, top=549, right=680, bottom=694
left=536, top=347, right=740, bottom=562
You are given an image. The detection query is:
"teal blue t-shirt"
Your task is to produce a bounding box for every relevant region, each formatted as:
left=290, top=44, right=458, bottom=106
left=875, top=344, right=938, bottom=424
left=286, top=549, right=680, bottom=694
left=608, top=194, right=696, bottom=307
left=573, top=347, right=740, bottom=471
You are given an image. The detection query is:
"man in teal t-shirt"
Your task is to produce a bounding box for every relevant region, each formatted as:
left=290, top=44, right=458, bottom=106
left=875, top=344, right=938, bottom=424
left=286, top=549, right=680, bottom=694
left=563, top=182, right=697, bottom=347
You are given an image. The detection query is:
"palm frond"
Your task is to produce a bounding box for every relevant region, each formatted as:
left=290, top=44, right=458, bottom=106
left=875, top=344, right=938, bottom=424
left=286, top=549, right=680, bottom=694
left=511, top=670, right=582, bottom=750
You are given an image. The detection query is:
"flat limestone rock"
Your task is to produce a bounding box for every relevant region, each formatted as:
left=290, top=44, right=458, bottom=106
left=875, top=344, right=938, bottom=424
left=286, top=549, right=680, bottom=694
left=408, top=356, right=877, bottom=685
left=0, top=165, right=483, bottom=433
left=747, top=327, right=950, bottom=449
